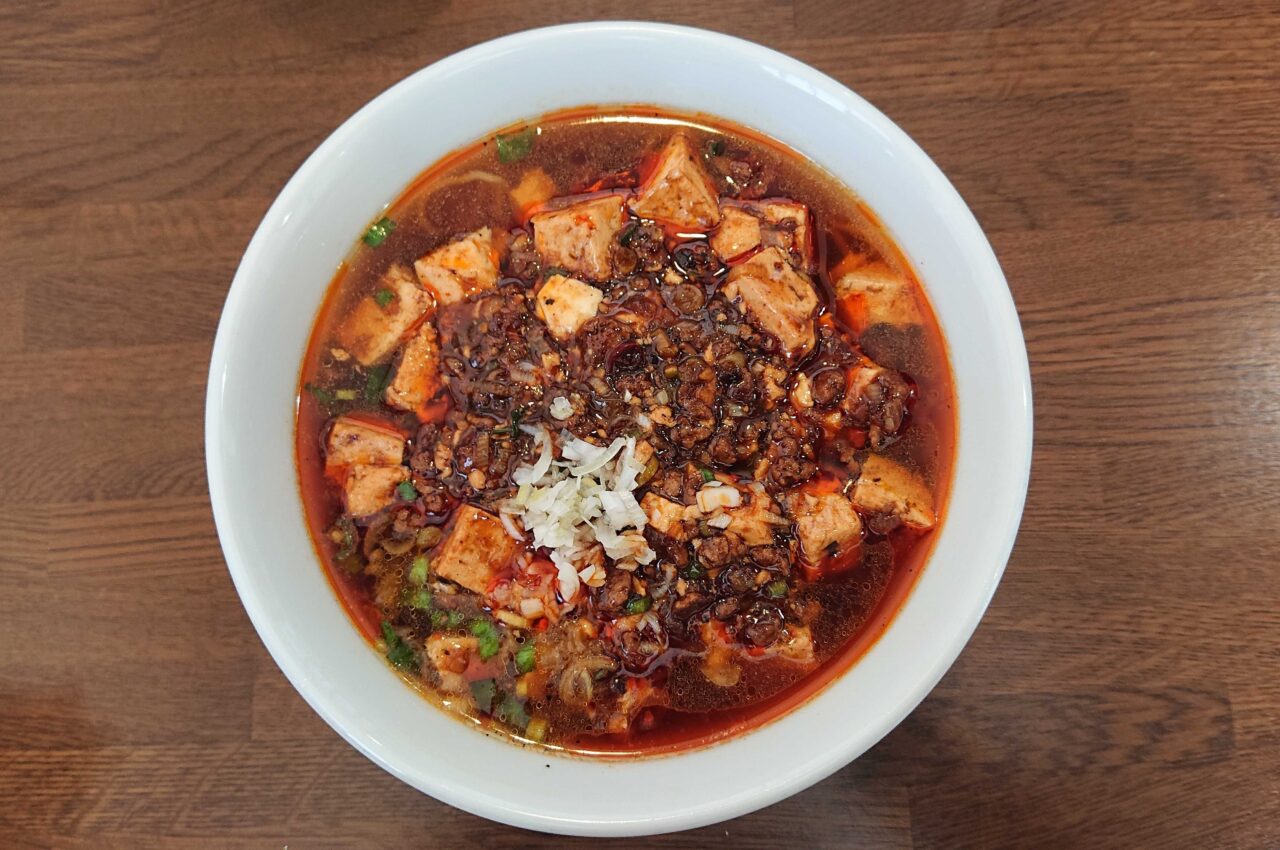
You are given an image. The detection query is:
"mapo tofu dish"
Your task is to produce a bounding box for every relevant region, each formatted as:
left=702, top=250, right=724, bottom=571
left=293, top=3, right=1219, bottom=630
left=296, top=108, right=954, bottom=754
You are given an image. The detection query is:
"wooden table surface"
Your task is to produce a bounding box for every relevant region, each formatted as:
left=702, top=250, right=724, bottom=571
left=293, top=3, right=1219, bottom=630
left=3, top=1, right=1278, bottom=847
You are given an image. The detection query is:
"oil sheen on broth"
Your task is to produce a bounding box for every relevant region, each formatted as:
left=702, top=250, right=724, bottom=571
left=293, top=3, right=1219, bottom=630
left=296, top=107, right=954, bottom=755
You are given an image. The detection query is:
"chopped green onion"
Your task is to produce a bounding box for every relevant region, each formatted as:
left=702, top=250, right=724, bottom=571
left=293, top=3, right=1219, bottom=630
left=624, top=595, right=652, bottom=615
left=619, top=222, right=639, bottom=247
left=446, top=610, right=466, bottom=629
left=700, top=467, right=716, bottom=483
left=409, top=555, right=429, bottom=586
left=304, top=383, right=335, bottom=404
left=380, top=621, right=417, bottom=672
left=495, top=127, right=536, bottom=163
left=469, top=678, right=497, bottom=713
left=706, top=138, right=726, bottom=157
left=363, top=364, right=391, bottom=401
left=514, top=642, right=537, bottom=674
left=685, top=559, right=704, bottom=580
left=765, top=579, right=788, bottom=598
left=408, top=589, right=432, bottom=610
left=493, top=408, right=524, bottom=436
left=373, top=288, right=395, bottom=307
left=542, top=265, right=570, bottom=279
left=362, top=216, right=395, bottom=247
left=495, top=694, right=530, bottom=730
left=470, top=618, right=501, bottom=660
left=331, top=516, right=357, bottom=560
left=396, top=480, right=417, bottom=501
left=333, top=388, right=358, bottom=401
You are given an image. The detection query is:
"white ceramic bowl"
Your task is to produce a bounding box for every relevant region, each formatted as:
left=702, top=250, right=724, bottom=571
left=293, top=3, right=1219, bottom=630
left=206, top=21, right=1031, bottom=837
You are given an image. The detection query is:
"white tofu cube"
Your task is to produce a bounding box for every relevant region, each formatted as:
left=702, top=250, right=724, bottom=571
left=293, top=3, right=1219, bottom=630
left=531, top=194, right=627, bottom=281
left=325, top=416, right=406, bottom=472
left=534, top=274, right=604, bottom=340
left=433, top=505, right=520, bottom=595
left=384, top=320, right=441, bottom=413
left=852, top=455, right=936, bottom=530
left=510, top=167, right=556, bottom=218
left=606, top=676, right=664, bottom=734
left=770, top=625, right=815, bottom=665
left=723, top=247, right=819, bottom=358
left=835, top=262, right=923, bottom=331
left=725, top=490, right=783, bottom=546
left=784, top=489, right=863, bottom=563
left=701, top=622, right=808, bottom=675
left=641, top=492, right=691, bottom=542
left=336, top=264, right=434, bottom=366
left=751, top=199, right=812, bottom=270
left=710, top=199, right=812, bottom=268
left=699, top=621, right=814, bottom=678
left=629, top=133, right=721, bottom=230
left=342, top=464, right=408, bottom=517
left=708, top=205, right=762, bottom=262
left=426, top=634, right=478, bottom=693
left=414, top=227, right=504, bottom=306
left=698, top=623, right=741, bottom=687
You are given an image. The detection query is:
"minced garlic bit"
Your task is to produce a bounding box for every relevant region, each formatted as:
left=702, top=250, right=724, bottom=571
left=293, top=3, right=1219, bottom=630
left=501, top=426, right=655, bottom=606
left=549, top=395, right=574, bottom=420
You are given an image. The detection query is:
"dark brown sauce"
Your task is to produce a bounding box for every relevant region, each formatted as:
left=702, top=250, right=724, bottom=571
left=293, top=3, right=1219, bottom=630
left=295, top=105, right=955, bottom=756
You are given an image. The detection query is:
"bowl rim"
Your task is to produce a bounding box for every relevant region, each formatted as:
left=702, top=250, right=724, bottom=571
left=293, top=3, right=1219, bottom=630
left=206, top=20, right=1032, bottom=835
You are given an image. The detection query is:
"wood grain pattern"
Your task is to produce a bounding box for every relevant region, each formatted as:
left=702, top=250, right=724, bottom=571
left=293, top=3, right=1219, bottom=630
left=1, top=1, right=1277, bottom=847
